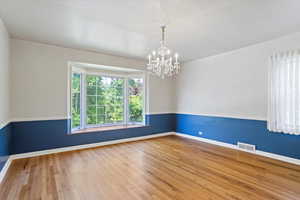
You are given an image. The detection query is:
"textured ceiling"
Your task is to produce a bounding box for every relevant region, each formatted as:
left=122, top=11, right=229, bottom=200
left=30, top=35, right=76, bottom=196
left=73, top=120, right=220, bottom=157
left=1, top=0, right=300, bottom=61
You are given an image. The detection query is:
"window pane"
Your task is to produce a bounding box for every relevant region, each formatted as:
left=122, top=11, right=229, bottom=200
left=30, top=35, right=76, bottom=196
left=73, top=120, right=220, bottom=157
left=97, top=115, right=105, bottom=124
left=87, top=115, right=96, bottom=125
left=87, top=86, right=96, bottom=95
left=86, top=75, right=98, bottom=86
left=87, top=106, right=96, bottom=115
left=115, top=87, right=123, bottom=96
left=96, top=96, right=105, bottom=105
left=97, top=106, right=105, bottom=115
left=129, top=78, right=144, bottom=123
left=71, top=73, right=81, bottom=129
left=86, top=75, right=124, bottom=126
left=97, top=87, right=104, bottom=95
left=87, top=96, right=96, bottom=105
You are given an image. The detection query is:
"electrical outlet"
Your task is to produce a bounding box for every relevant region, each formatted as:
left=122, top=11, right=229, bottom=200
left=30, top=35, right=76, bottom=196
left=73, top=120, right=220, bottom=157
left=198, top=131, right=203, bottom=135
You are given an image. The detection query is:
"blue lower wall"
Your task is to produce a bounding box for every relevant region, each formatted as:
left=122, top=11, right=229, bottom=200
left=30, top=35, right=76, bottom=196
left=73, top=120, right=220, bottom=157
left=176, top=114, right=300, bottom=160
left=4, top=113, right=300, bottom=161
left=11, top=114, right=176, bottom=154
left=0, top=123, right=12, bottom=172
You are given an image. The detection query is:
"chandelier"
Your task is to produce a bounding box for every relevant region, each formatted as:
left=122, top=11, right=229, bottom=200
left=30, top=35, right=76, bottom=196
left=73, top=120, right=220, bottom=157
left=147, top=25, right=180, bottom=79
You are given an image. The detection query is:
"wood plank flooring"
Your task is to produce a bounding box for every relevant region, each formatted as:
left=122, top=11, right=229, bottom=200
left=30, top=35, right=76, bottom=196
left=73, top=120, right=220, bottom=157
left=1, top=135, right=300, bottom=200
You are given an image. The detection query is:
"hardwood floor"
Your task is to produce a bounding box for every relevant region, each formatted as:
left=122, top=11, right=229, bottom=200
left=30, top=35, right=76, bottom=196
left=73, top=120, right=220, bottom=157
left=1, top=135, right=300, bottom=200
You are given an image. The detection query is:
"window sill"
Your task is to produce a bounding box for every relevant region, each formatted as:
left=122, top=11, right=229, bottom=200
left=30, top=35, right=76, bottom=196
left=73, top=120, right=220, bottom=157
left=71, top=124, right=148, bottom=135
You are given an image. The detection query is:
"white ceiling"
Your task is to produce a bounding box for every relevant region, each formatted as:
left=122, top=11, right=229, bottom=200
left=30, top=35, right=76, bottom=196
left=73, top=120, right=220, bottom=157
left=1, top=0, right=300, bottom=61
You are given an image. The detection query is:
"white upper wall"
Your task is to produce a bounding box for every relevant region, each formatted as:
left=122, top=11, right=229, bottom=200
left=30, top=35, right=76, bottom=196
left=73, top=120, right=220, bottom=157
left=0, top=18, right=10, bottom=128
left=176, top=31, right=300, bottom=120
left=10, top=39, right=175, bottom=121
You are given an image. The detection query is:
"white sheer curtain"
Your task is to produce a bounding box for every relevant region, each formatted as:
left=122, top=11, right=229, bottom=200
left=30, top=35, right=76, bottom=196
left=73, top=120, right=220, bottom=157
left=268, top=50, right=300, bottom=135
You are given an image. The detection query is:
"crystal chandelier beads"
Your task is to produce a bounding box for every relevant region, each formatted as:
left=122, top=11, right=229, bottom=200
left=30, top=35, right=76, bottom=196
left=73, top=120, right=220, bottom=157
left=147, top=25, right=180, bottom=79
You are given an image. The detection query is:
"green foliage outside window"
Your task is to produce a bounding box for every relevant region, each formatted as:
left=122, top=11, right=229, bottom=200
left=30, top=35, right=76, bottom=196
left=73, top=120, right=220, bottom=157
left=71, top=73, right=81, bottom=128
left=72, top=73, right=144, bottom=129
left=86, top=75, right=124, bottom=125
left=129, top=78, right=143, bottom=122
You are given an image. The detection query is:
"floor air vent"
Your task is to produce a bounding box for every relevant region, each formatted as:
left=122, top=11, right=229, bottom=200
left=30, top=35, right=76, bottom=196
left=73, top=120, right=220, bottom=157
left=237, top=142, right=256, bottom=152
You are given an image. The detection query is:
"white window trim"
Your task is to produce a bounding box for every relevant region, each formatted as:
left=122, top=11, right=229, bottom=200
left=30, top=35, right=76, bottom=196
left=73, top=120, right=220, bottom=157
left=68, top=64, right=147, bottom=132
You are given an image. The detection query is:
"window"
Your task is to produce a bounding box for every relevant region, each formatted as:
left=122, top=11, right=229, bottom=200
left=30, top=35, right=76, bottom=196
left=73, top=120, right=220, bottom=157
left=71, top=67, right=145, bottom=131
left=268, top=50, right=300, bottom=135
left=129, top=78, right=144, bottom=123
left=86, top=75, right=124, bottom=126
left=71, top=73, right=81, bottom=129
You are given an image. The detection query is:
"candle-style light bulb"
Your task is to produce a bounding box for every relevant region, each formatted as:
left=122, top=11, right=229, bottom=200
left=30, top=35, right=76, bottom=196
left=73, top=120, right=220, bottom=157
left=175, top=53, right=178, bottom=63
left=148, top=55, right=151, bottom=64
left=152, top=51, right=156, bottom=56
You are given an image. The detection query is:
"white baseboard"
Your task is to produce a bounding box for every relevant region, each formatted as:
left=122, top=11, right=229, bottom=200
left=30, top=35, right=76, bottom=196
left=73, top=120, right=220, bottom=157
left=0, top=157, right=12, bottom=183
left=175, top=133, right=300, bottom=166
left=10, top=132, right=174, bottom=160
